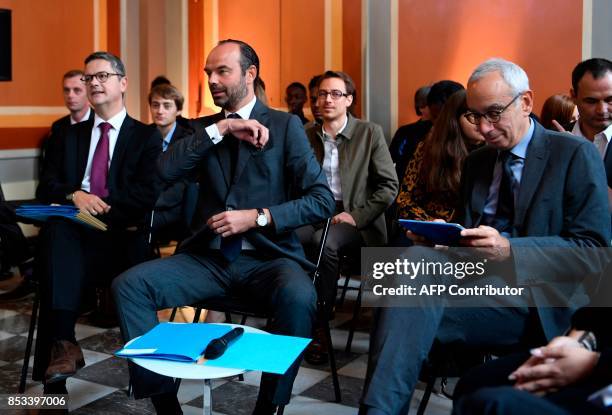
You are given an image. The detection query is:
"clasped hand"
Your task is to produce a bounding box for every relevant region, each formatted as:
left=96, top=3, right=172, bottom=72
left=207, top=210, right=258, bottom=237
left=218, top=118, right=269, bottom=149
left=509, top=336, right=599, bottom=394
left=73, top=190, right=110, bottom=215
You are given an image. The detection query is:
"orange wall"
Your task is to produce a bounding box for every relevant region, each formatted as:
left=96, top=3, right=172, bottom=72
left=397, top=0, right=582, bottom=126
left=188, top=0, right=205, bottom=117
left=280, top=0, right=325, bottom=107
left=218, top=0, right=282, bottom=107
left=343, top=0, right=361, bottom=117
left=0, top=0, right=94, bottom=107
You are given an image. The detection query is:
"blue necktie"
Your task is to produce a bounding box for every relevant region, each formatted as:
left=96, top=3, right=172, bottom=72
left=220, top=113, right=242, bottom=262
left=491, top=151, right=517, bottom=234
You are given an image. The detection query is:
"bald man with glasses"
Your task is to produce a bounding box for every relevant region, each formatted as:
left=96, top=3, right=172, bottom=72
left=360, top=58, right=610, bottom=415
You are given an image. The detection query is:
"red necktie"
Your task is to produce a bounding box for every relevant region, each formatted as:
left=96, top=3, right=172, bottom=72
left=90, top=122, right=111, bottom=198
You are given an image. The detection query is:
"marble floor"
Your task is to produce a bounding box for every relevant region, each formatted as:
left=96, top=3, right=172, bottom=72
left=0, top=275, right=453, bottom=414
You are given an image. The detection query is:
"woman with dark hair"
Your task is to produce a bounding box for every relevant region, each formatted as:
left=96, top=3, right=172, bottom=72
left=540, top=94, right=578, bottom=131
left=395, top=89, right=484, bottom=225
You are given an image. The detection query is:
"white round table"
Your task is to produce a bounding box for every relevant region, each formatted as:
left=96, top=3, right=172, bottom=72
left=127, top=323, right=267, bottom=415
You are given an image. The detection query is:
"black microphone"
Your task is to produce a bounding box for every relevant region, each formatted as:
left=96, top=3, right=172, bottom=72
left=204, top=327, right=244, bottom=360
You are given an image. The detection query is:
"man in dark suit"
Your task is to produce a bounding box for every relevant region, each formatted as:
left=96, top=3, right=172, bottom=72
left=148, top=83, right=194, bottom=240
left=359, top=58, right=610, bottom=415
left=39, top=70, right=94, bottom=175
left=35, top=52, right=161, bottom=393
left=112, top=39, right=335, bottom=415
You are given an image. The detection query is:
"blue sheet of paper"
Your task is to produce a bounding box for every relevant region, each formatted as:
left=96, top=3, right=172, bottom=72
left=204, top=332, right=311, bottom=375
left=115, top=323, right=232, bottom=362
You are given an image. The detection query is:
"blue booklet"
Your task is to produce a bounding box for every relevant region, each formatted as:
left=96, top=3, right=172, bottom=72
left=115, top=323, right=311, bottom=375
left=399, top=219, right=465, bottom=246
left=115, top=323, right=232, bottom=362
left=16, top=205, right=107, bottom=231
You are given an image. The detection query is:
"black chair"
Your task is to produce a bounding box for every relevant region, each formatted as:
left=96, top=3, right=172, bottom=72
left=170, top=218, right=341, bottom=414
left=18, top=220, right=154, bottom=393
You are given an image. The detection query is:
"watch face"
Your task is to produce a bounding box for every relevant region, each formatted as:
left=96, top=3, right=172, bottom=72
left=256, top=214, right=267, bottom=226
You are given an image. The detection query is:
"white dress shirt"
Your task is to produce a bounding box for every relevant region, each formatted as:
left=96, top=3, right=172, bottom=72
left=322, top=116, right=348, bottom=201
left=81, top=107, right=127, bottom=192
left=70, top=107, right=91, bottom=125
left=204, top=96, right=257, bottom=144
left=572, top=121, right=612, bottom=158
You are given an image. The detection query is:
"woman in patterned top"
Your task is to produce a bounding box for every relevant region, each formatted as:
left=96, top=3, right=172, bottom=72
left=396, top=89, right=485, bottom=226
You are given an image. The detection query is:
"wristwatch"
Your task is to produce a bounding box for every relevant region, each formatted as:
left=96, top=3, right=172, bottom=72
left=255, top=208, right=268, bottom=227
left=66, top=192, right=75, bottom=202
left=578, top=331, right=597, bottom=351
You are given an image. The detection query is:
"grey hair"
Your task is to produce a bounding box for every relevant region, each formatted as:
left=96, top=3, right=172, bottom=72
left=84, top=51, right=126, bottom=76
left=468, top=58, right=529, bottom=96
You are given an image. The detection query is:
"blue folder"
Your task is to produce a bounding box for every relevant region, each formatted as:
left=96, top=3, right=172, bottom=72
left=398, top=219, right=465, bottom=246
left=115, top=323, right=311, bottom=375
left=16, top=205, right=107, bottom=231
left=115, top=323, right=232, bottom=362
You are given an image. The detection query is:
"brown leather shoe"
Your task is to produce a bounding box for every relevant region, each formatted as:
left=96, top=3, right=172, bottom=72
left=44, top=340, right=85, bottom=384
left=304, top=328, right=329, bottom=365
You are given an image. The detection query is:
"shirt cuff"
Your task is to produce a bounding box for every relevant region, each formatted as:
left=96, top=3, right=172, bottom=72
left=205, top=123, right=223, bottom=145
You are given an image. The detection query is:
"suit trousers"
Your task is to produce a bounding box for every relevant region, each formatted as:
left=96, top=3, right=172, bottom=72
left=112, top=250, right=317, bottom=404
left=360, top=246, right=544, bottom=415
left=40, top=217, right=150, bottom=312
left=296, top=222, right=363, bottom=315
left=33, top=217, right=150, bottom=380
left=453, top=352, right=610, bottom=415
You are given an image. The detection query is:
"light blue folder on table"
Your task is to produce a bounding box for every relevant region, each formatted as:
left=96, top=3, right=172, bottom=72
left=115, top=322, right=311, bottom=375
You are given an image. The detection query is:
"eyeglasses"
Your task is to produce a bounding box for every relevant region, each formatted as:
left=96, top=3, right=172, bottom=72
left=317, top=89, right=350, bottom=100
left=81, top=72, right=124, bottom=84
left=464, top=93, right=523, bottom=125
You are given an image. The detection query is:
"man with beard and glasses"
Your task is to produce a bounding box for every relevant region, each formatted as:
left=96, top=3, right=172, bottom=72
left=112, top=39, right=334, bottom=415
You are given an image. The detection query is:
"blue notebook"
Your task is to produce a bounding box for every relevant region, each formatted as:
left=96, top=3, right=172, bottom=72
left=116, top=323, right=232, bottom=362
left=399, top=219, right=465, bottom=246
left=115, top=322, right=312, bottom=375
left=16, top=205, right=107, bottom=231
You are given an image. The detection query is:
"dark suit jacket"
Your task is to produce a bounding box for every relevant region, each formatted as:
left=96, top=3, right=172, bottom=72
left=36, top=115, right=162, bottom=230
left=159, top=100, right=335, bottom=270
left=458, top=121, right=610, bottom=340
left=389, top=119, right=432, bottom=180
left=39, top=111, right=95, bottom=177
left=605, top=142, right=612, bottom=188
left=152, top=123, right=196, bottom=235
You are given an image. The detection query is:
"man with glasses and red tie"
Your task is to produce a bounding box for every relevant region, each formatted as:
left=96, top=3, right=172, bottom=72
left=35, top=51, right=161, bottom=395
left=359, top=58, right=610, bottom=415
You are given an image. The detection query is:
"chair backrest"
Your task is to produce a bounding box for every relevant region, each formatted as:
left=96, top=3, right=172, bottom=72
left=181, top=181, right=200, bottom=227
left=311, top=218, right=332, bottom=286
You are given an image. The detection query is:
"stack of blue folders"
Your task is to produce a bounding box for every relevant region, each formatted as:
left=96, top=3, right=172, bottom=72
left=16, top=205, right=107, bottom=231
left=115, top=323, right=311, bottom=375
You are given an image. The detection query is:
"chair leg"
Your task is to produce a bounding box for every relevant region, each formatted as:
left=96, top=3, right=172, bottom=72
left=18, top=285, right=39, bottom=393
left=169, top=307, right=177, bottom=322
left=225, top=311, right=233, bottom=323
left=337, top=263, right=351, bottom=308
left=276, top=404, right=285, bottom=415
left=322, top=319, right=341, bottom=403
left=193, top=307, right=202, bottom=323
left=416, top=375, right=436, bottom=415
left=345, top=281, right=362, bottom=353
left=240, top=314, right=248, bottom=325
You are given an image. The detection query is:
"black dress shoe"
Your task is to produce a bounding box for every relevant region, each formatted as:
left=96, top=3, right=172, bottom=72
left=252, top=398, right=277, bottom=415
